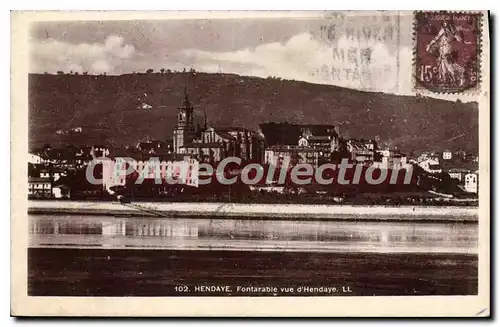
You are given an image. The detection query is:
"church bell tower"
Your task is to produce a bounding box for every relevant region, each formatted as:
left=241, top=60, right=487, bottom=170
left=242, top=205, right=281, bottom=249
left=173, top=86, right=195, bottom=153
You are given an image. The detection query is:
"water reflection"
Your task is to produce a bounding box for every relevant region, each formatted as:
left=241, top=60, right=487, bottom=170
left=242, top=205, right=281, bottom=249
left=29, top=215, right=477, bottom=254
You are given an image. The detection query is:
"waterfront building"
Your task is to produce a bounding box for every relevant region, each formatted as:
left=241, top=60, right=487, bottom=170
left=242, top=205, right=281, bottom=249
left=264, top=145, right=320, bottom=168
left=418, top=158, right=442, bottom=174
left=28, top=177, right=52, bottom=198
left=464, top=173, right=479, bottom=193
left=447, top=168, right=470, bottom=183
left=28, top=153, right=44, bottom=164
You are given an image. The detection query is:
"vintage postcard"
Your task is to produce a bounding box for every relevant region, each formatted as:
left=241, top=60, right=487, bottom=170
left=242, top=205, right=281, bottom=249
left=11, top=10, right=490, bottom=317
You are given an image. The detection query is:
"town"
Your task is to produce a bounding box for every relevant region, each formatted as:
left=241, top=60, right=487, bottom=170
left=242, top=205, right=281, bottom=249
left=28, top=87, right=479, bottom=205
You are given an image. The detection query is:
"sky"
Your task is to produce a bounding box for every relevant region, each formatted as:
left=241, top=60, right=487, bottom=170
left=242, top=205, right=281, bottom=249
left=28, top=12, right=474, bottom=101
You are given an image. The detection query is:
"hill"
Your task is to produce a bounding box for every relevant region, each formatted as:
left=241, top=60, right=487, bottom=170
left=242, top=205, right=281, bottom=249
left=28, top=72, right=478, bottom=153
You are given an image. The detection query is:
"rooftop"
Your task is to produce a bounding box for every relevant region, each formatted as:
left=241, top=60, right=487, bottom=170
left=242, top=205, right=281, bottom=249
left=28, top=177, right=51, bottom=183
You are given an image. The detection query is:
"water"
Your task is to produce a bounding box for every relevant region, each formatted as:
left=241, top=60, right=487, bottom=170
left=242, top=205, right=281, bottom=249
left=29, top=215, right=477, bottom=254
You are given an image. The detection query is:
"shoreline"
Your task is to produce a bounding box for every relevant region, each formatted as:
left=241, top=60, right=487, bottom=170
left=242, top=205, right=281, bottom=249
left=28, top=200, right=479, bottom=223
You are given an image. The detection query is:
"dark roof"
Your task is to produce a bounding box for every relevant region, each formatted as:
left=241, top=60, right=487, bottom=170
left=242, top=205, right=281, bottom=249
left=215, top=126, right=248, bottom=132
left=447, top=168, right=471, bottom=173
left=215, top=131, right=235, bottom=140
left=300, top=125, right=339, bottom=137
left=260, top=122, right=338, bottom=146
left=267, top=145, right=321, bottom=153
left=181, top=142, right=224, bottom=148
left=306, top=136, right=331, bottom=141
left=441, top=158, right=479, bottom=171
left=28, top=177, right=51, bottom=183
left=138, top=153, right=181, bottom=161
left=137, top=140, right=166, bottom=149
left=39, top=167, right=65, bottom=173
left=111, top=150, right=183, bottom=162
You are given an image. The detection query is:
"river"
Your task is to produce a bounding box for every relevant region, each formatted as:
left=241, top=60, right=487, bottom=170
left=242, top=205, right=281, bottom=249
left=29, top=214, right=477, bottom=253
left=28, top=214, right=478, bottom=296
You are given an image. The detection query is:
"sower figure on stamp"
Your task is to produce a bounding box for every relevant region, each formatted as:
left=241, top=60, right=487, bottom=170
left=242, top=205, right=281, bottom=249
left=425, top=19, right=471, bottom=87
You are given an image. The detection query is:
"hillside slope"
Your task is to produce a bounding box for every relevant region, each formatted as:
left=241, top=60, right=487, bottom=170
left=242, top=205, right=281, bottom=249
left=28, top=72, right=478, bottom=153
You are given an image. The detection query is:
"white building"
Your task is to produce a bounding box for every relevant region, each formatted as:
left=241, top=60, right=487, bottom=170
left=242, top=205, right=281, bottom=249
left=373, top=149, right=412, bottom=171
left=28, top=153, right=44, bottom=164
left=447, top=168, right=470, bottom=183
left=442, top=150, right=452, bottom=160
left=28, top=177, right=52, bottom=198
left=102, top=157, right=199, bottom=192
left=418, top=158, right=442, bottom=174
left=464, top=173, right=478, bottom=193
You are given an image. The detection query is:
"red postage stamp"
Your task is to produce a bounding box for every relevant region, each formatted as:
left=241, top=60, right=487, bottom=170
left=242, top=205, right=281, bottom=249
left=414, top=11, right=483, bottom=93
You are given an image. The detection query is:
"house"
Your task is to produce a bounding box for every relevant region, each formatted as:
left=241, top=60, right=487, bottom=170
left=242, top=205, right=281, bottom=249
left=33, top=145, right=92, bottom=169
left=52, top=185, right=70, bottom=199
left=440, top=153, right=479, bottom=183
left=260, top=122, right=339, bottom=147
left=28, top=153, right=44, bottom=164
left=39, top=168, right=64, bottom=182
left=138, top=102, right=153, bottom=110
left=91, top=145, right=110, bottom=158
left=299, top=127, right=340, bottom=156
left=442, top=150, right=453, bottom=160
left=417, top=152, right=440, bottom=163
left=373, top=149, right=411, bottom=170
left=265, top=145, right=320, bottom=168
left=181, top=141, right=225, bottom=163
left=75, top=146, right=93, bottom=167
left=346, top=139, right=377, bottom=163
left=28, top=177, right=52, bottom=198
left=447, top=168, right=470, bottom=183
left=464, top=173, right=478, bottom=193
left=136, top=140, right=168, bottom=154
left=418, top=158, right=442, bottom=174
left=102, top=154, right=199, bottom=192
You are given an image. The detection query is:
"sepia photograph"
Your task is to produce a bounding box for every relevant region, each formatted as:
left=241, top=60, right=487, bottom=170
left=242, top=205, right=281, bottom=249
left=11, top=10, right=490, bottom=317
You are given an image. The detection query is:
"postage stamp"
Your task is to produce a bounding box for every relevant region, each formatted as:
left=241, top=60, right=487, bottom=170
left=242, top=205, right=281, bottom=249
left=10, top=10, right=490, bottom=317
left=414, top=11, right=483, bottom=94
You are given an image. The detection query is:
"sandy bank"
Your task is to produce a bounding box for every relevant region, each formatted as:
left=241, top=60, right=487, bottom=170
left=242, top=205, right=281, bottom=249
left=27, top=200, right=478, bottom=222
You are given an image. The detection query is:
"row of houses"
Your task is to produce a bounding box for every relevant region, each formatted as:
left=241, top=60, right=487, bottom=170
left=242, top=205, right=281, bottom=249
left=28, top=87, right=480, bottom=197
left=416, top=150, right=479, bottom=193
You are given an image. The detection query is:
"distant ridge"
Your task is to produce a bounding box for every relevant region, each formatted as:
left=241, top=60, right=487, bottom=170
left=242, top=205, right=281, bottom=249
left=28, top=72, right=478, bottom=153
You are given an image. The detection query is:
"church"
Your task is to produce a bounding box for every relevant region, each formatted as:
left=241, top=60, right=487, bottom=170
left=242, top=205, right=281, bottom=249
left=172, top=87, right=265, bottom=164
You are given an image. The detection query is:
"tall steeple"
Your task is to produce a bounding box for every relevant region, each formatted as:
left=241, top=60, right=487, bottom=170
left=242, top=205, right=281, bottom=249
left=173, top=86, right=195, bottom=154
left=204, top=108, right=208, bottom=130
left=180, top=84, right=192, bottom=109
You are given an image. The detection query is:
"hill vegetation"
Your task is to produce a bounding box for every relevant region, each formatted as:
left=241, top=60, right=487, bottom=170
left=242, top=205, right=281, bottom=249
left=28, top=72, right=478, bottom=153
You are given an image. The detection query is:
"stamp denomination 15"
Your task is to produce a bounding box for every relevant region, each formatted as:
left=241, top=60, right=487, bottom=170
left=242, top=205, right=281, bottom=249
left=414, top=11, right=482, bottom=94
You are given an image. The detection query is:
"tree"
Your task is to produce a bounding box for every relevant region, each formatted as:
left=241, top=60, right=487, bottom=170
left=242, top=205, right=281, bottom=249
left=160, top=68, right=165, bottom=74
left=166, top=69, right=172, bottom=73
left=146, top=68, right=154, bottom=74
left=57, top=71, right=64, bottom=75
